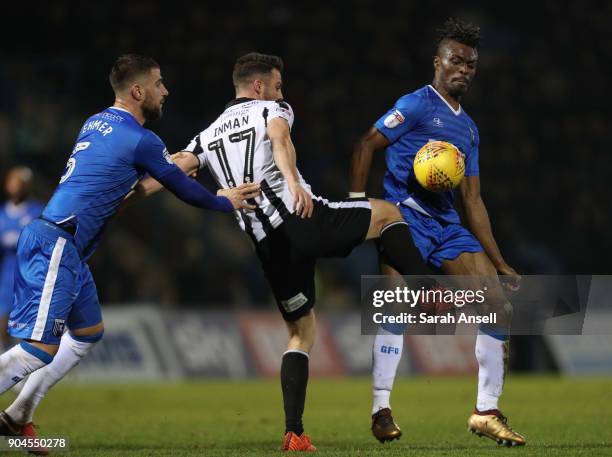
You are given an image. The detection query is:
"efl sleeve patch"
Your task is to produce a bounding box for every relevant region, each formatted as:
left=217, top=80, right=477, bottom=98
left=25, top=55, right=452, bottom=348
left=269, top=100, right=295, bottom=129
left=383, top=109, right=405, bottom=129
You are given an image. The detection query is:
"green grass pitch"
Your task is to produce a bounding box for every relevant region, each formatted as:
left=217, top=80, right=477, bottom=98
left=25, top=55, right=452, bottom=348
left=1, top=376, right=610, bottom=456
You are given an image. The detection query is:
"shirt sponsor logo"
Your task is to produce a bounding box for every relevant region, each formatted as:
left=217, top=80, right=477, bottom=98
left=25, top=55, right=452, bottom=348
left=383, top=110, right=405, bottom=129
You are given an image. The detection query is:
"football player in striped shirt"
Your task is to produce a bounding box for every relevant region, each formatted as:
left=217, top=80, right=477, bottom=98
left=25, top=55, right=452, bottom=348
left=172, top=52, right=427, bottom=452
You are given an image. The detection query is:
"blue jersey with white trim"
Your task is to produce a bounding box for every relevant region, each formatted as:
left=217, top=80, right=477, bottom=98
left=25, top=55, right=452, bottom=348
left=375, top=85, right=480, bottom=223
left=43, top=107, right=179, bottom=260
left=0, top=200, right=43, bottom=293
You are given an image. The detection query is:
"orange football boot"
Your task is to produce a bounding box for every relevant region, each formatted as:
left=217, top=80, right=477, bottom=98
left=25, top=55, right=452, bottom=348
left=21, top=422, right=50, bottom=456
left=282, top=431, right=317, bottom=451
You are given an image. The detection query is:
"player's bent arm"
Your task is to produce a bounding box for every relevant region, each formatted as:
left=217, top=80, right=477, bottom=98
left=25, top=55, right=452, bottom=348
left=459, top=176, right=513, bottom=272
left=156, top=168, right=233, bottom=211
left=267, top=117, right=313, bottom=218
left=267, top=117, right=301, bottom=185
left=159, top=165, right=260, bottom=211
left=349, top=126, right=390, bottom=195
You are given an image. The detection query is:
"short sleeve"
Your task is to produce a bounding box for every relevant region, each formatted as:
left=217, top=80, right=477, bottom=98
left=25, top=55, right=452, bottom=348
left=183, top=133, right=207, bottom=169
left=266, top=100, right=294, bottom=129
left=133, top=131, right=179, bottom=180
left=464, top=125, right=480, bottom=176
left=374, top=93, right=427, bottom=144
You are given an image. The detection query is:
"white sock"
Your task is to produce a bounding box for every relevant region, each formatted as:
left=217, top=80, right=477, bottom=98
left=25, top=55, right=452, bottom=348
left=6, top=332, right=97, bottom=424
left=0, top=343, right=51, bottom=394
left=475, top=331, right=507, bottom=411
left=10, top=376, right=28, bottom=396
left=372, top=327, right=403, bottom=414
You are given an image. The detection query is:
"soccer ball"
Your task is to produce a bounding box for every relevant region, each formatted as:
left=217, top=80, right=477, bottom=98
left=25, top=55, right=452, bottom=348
left=413, top=141, right=465, bottom=192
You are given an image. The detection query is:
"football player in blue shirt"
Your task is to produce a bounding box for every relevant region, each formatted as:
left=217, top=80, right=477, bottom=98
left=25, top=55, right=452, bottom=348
left=349, top=19, right=525, bottom=446
left=0, top=167, right=43, bottom=350
left=0, top=54, right=260, bottom=441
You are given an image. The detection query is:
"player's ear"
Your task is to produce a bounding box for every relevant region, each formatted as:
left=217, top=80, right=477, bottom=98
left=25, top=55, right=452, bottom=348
left=433, top=55, right=441, bottom=71
left=130, top=84, right=144, bottom=102
left=253, top=79, right=263, bottom=96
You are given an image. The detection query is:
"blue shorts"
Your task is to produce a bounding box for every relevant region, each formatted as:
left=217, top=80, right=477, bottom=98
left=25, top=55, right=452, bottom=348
left=8, top=219, right=102, bottom=345
left=399, top=204, right=483, bottom=269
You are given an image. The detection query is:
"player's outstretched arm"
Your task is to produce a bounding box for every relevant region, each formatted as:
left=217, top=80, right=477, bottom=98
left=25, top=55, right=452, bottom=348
left=459, top=175, right=520, bottom=287
left=157, top=168, right=260, bottom=211
left=349, top=126, right=389, bottom=196
left=267, top=117, right=313, bottom=218
left=167, top=151, right=260, bottom=209
left=123, top=152, right=199, bottom=205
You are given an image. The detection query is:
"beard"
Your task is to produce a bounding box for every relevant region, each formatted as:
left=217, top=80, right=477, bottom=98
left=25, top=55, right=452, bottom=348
left=142, top=97, right=163, bottom=121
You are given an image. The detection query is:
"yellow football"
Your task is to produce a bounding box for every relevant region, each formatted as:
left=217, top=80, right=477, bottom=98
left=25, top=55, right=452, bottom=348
left=413, top=141, right=465, bottom=192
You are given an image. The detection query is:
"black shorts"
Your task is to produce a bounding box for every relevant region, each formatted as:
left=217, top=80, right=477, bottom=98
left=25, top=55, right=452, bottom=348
left=255, top=198, right=371, bottom=321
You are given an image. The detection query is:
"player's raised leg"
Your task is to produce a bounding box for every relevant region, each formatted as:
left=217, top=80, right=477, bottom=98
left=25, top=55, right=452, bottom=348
left=441, top=251, right=525, bottom=446
left=365, top=199, right=421, bottom=276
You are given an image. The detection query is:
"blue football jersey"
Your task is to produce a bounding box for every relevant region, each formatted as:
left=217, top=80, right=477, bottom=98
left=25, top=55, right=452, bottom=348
left=43, top=107, right=180, bottom=260
left=0, top=200, right=43, bottom=296
left=375, top=85, right=480, bottom=223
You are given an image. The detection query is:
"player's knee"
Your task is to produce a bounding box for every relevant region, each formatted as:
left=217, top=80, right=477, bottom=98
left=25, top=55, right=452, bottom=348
left=65, top=329, right=104, bottom=358
left=372, top=199, right=402, bottom=227
left=71, top=321, right=104, bottom=338
left=69, top=329, right=104, bottom=344
left=287, top=313, right=316, bottom=352
left=380, top=202, right=402, bottom=227
left=68, top=322, right=105, bottom=355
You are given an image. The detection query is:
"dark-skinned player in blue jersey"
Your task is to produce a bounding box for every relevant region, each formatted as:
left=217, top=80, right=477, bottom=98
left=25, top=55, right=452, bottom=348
left=349, top=19, right=525, bottom=447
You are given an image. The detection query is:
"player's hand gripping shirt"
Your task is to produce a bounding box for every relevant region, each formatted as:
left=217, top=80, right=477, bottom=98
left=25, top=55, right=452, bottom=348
left=42, top=107, right=179, bottom=260
left=185, top=98, right=314, bottom=242
left=375, top=84, right=480, bottom=224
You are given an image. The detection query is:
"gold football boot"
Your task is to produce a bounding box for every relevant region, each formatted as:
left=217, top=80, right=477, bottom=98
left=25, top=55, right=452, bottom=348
left=467, top=409, right=526, bottom=447
left=372, top=408, right=402, bottom=443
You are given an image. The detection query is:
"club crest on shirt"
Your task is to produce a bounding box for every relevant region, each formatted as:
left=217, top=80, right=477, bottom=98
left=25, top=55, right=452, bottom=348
left=433, top=117, right=444, bottom=127
left=383, top=110, right=405, bottom=128
left=53, top=319, right=66, bottom=337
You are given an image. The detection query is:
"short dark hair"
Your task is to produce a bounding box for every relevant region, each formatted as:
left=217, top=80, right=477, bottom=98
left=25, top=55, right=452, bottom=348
left=232, top=52, right=284, bottom=87
left=109, top=54, right=159, bottom=93
left=435, top=18, right=481, bottom=52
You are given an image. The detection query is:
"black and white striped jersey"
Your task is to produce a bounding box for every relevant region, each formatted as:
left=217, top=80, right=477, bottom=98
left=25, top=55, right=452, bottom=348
left=184, top=98, right=314, bottom=242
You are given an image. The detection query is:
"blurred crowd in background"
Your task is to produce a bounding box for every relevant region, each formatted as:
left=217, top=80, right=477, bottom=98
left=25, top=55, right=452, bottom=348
left=1, top=1, right=609, bottom=309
